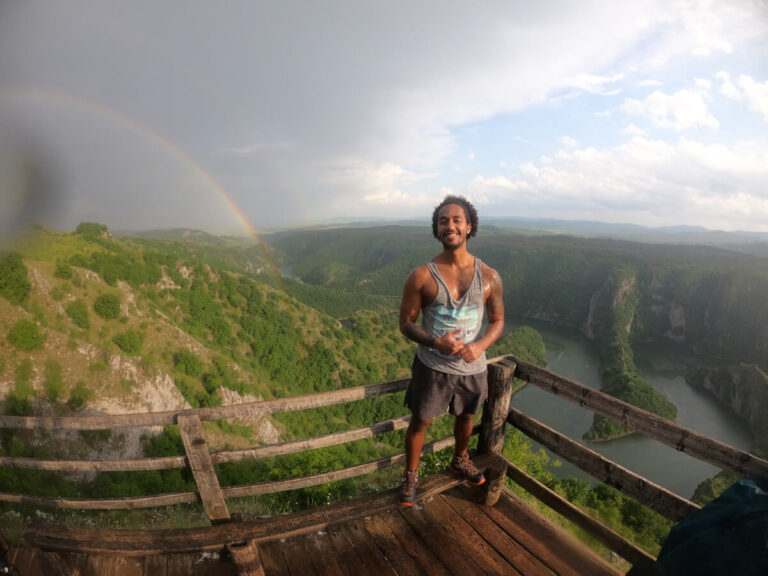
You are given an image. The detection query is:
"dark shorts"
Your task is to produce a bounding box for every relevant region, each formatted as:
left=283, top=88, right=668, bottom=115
left=404, top=356, right=488, bottom=421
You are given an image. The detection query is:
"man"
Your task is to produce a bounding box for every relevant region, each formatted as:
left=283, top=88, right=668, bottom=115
left=398, top=195, right=504, bottom=506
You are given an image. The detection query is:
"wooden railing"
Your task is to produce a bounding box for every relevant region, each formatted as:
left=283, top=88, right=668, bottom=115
left=2, top=355, right=768, bottom=569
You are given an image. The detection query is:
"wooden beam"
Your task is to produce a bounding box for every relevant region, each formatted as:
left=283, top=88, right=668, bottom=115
left=177, top=413, right=230, bottom=523
left=478, top=358, right=516, bottom=455
left=0, top=378, right=410, bottom=431
left=0, top=431, right=468, bottom=511
left=0, top=416, right=412, bottom=472
left=504, top=458, right=656, bottom=566
left=508, top=407, right=700, bottom=522
left=213, top=416, right=411, bottom=464
left=512, top=356, right=768, bottom=478
left=24, top=454, right=496, bottom=555
left=227, top=540, right=264, bottom=576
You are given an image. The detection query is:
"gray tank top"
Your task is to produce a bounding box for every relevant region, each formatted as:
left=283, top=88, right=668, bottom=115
left=416, top=258, right=487, bottom=375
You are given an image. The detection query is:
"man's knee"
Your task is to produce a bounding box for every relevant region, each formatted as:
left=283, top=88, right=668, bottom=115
left=408, top=417, right=432, bottom=433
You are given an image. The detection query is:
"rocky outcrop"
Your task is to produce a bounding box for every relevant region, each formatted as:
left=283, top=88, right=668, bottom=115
left=687, top=363, right=768, bottom=450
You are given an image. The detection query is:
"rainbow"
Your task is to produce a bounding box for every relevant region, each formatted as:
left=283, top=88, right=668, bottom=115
left=0, top=86, right=283, bottom=284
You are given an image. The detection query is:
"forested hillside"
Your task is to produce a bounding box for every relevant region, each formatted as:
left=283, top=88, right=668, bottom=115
left=269, top=225, right=768, bottom=445
left=3, top=221, right=757, bottom=556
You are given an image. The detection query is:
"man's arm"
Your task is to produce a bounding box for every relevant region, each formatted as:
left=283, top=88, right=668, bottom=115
left=459, top=266, right=504, bottom=363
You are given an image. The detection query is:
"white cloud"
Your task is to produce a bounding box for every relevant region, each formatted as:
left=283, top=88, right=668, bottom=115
left=694, top=78, right=712, bottom=91
left=622, top=89, right=719, bottom=131
left=470, top=136, right=768, bottom=230
left=716, top=71, right=742, bottom=100
left=559, top=136, right=579, bottom=148
left=565, top=73, right=624, bottom=95
left=622, top=123, right=648, bottom=137
left=738, top=75, right=768, bottom=122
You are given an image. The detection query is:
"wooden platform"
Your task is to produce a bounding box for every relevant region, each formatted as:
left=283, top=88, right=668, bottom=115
left=9, top=471, right=625, bottom=575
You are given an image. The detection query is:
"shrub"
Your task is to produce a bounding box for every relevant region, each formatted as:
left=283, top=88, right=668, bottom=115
left=113, top=330, right=143, bottom=355
left=67, top=380, right=94, bottom=410
left=75, top=222, right=109, bottom=240
left=44, top=359, right=64, bottom=402
left=66, top=299, right=90, bottom=329
left=7, top=319, right=44, bottom=350
left=93, top=293, right=121, bottom=320
left=54, top=260, right=73, bottom=279
left=0, top=252, right=31, bottom=304
left=174, top=349, right=204, bottom=377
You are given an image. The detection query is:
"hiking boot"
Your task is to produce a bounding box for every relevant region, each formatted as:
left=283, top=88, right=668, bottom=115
left=398, top=469, right=419, bottom=507
left=450, top=452, right=486, bottom=485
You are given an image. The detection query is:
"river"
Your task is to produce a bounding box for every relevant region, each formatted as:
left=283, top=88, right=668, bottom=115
left=508, top=319, right=754, bottom=500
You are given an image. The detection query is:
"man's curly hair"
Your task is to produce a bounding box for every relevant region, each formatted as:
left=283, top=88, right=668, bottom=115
left=431, top=195, right=479, bottom=240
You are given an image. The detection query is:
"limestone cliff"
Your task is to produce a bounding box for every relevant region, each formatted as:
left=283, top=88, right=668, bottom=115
left=686, top=363, right=768, bottom=453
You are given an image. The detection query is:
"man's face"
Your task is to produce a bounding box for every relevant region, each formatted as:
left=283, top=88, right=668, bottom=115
left=437, top=203, right=471, bottom=250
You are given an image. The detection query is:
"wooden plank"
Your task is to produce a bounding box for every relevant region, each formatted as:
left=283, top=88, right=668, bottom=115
left=479, top=359, right=517, bottom=455
left=165, top=553, right=196, bottom=576
left=480, top=488, right=623, bottom=576
left=345, top=519, right=395, bottom=574
left=508, top=407, right=700, bottom=521
left=371, top=512, right=452, bottom=576
left=24, top=454, right=492, bottom=555
left=440, top=490, right=545, bottom=576
left=0, top=416, right=411, bottom=474
left=363, top=514, right=428, bottom=576
left=0, top=454, right=187, bottom=472
left=399, top=502, right=485, bottom=575
left=280, top=532, right=317, bottom=576
left=324, top=524, right=368, bottom=576
left=177, top=413, right=230, bottom=523
left=221, top=434, right=463, bottom=499
left=144, top=554, right=168, bottom=575
left=504, top=460, right=653, bottom=567
left=0, top=490, right=198, bottom=509
left=213, top=416, right=410, bottom=464
left=0, top=379, right=410, bottom=431
left=305, top=530, right=345, bottom=576
left=512, top=356, right=768, bottom=478
left=421, top=493, right=522, bottom=575
left=259, top=541, right=290, bottom=576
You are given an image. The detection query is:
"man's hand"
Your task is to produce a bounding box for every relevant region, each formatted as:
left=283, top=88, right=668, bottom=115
left=459, top=342, right=484, bottom=363
left=433, top=330, right=464, bottom=356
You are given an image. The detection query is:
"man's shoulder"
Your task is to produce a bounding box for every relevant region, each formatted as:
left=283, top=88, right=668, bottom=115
left=479, top=260, right=500, bottom=277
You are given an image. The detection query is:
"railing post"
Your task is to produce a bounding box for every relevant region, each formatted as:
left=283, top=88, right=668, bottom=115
left=478, top=358, right=516, bottom=455
left=227, top=540, right=265, bottom=576
left=177, top=412, right=231, bottom=524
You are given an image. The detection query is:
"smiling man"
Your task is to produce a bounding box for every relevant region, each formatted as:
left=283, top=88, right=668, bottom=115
left=397, top=194, right=504, bottom=506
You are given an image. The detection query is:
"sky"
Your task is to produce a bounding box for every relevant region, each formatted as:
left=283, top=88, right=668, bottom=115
left=1, top=0, right=767, bottom=237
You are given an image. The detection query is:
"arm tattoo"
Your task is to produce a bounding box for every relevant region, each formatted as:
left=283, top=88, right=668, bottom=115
left=486, top=271, right=504, bottom=321
left=403, top=322, right=435, bottom=347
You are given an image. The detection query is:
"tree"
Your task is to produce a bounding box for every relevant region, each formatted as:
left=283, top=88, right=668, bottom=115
left=75, top=222, right=109, bottom=240
left=93, top=293, right=121, bottom=320
left=0, top=252, right=31, bottom=304
left=7, top=319, right=44, bottom=350
left=113, top=330, right=143, bottom=355
left=66, top=299, right=90, bottom=329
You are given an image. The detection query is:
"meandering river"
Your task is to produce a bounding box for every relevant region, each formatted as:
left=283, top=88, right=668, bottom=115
left=508, top=319, right=753, bottom=500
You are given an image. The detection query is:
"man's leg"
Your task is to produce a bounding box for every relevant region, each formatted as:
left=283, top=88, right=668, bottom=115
left=453, top=412, right=474, bottom=457
left=451, top=412, right=485, bottom=485
left=405, top=416, right=431, bottom=471
left=400, top=416, right=431, bottom=506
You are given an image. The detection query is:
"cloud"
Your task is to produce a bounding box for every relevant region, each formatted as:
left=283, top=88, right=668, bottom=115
left=559, top=136, right=579, bottom=148
left=469, top=136, right=768, bottom=230
left=716, top=71, right=742, bottom=100
left=621, top=89, right=719, bottom=131
left=738, top=75, right=768, bottom=122
left=622, top=123, right=648, bottom=137
left=564, top=73, right=624, bottom=95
